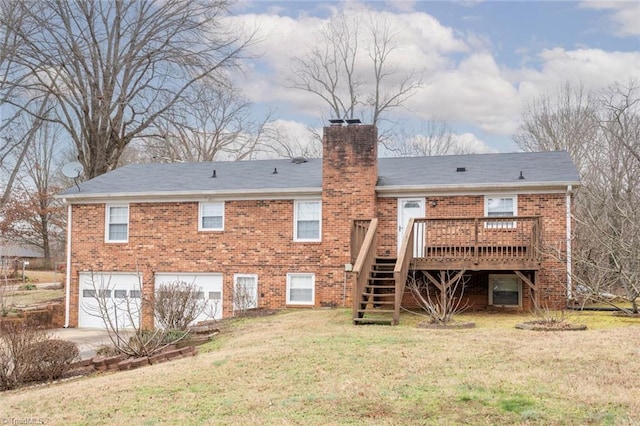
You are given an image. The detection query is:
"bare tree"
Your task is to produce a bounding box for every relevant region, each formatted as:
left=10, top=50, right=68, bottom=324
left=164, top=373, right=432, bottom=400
left=517, top=80, right=640, bottom=314
left=385, top=119, right=474, bottom=157
left=0, top=112, right=66, bottom=269
left=514, top=82, right=600, bottom=176
left=146, top=81, right=269, bottom=162
left=288, top=8, right=422, bottom=138
left=3, top=0, right=253, bottom=179
left=407, top=270, right=470, bottom=325
left=260, top=122, right=322, bottom=159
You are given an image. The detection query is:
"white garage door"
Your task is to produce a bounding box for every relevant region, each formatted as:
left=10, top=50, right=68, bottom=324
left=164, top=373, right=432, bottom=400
left=78, top=272, right=142, bottom=329
left=154, top=273, right=223, bottom=324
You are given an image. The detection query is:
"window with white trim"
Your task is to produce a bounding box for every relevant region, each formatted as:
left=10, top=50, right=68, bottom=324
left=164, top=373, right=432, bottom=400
left=484, top=195, right=517, bottom=228
left=199, top=202, right=224, bottom=231
left=489, top=274, right=522, bottom=307
left=105, top=204, right=129, bottom=242
left=234, top=274, right=258, bottom=311
left=286, top=273, right=315, bottom=305
left=294, top=200, right=321, bottom=241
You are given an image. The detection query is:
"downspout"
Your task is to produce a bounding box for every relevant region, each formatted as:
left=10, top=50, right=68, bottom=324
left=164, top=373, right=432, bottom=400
left=566, top=185, right=572, bottom=301
left=64, top=202, right=72, bottom=328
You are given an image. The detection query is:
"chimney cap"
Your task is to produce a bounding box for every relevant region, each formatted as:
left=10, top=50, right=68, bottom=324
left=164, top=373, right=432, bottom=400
left=329, top=118, right=345, bottom=126
left=345, top=118, right=361, bottom=125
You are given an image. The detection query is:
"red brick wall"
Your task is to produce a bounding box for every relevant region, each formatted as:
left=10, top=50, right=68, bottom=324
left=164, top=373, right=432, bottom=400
left=67, top=122, right=571, bottom=325
left=378, top=193, right=569, bottom=310
left=321, top=124, right=378, bottom=306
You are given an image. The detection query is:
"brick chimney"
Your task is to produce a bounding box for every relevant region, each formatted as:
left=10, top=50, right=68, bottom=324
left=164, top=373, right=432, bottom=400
left=321, top=121, right=378, bottom=262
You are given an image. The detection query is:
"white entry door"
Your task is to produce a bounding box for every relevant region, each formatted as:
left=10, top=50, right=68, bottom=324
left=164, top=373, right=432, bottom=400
left=397, top=198, right=425, bottom=257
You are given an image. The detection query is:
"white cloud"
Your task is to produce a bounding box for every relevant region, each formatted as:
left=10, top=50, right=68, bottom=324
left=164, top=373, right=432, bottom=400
left=451, top=133, right=496, bottom=154
left=513, top=48, right=640, bottom=101
left=580, top=1, right=640, bottom=36
left=225, top=3, right=640, bottom=152
left=410, top=53, right=521, bottom=135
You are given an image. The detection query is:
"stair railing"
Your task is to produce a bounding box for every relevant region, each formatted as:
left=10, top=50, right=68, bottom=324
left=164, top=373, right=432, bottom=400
left=351, top=218, right=378, bottom=322
left=393, top=217, right=415, bottom=325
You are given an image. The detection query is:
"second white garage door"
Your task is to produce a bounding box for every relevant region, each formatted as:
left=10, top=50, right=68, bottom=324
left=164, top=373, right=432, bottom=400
left=154, top=273, right=223, bottom=323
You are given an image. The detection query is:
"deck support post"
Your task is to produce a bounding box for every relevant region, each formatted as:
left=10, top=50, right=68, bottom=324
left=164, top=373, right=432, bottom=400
left=514, top=271, right=537, bottom=307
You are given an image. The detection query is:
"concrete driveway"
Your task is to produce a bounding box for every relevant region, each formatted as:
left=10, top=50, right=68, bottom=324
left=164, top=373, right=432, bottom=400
left=50, top=328, right=114, bottom=360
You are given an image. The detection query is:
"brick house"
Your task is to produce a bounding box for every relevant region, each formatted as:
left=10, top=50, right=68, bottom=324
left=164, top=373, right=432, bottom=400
left=59, top=122, right=580, bottom=328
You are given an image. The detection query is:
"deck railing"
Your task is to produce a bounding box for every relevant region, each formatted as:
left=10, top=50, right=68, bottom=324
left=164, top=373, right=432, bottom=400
left=351, top=219, right=372, bottom=263
left=393, top=217, right=415, bottom=325
left=411, top=216, right=542, bottom=264
left=351, top=218, right=378, bottom=321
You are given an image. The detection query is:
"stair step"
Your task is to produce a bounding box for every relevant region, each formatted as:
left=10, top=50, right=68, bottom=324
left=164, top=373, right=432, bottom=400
left=360, top=300, right=395, bottom=306
left=357, top=309, right=394, bottom=314
left=366, top=283, right=395, bottom=288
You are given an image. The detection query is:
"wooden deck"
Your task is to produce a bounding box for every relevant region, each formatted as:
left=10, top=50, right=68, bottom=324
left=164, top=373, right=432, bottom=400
left=409, top=216, right=542, bottom=270
left=351, top=216, right=543, bottom=325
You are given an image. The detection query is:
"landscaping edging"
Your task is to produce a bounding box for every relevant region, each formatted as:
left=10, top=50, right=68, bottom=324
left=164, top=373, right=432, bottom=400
left=515, top=322, right=587, bottom=331
left=417, top=321, right=476, bottom=329
left=70, top=345, right=198, bottom=374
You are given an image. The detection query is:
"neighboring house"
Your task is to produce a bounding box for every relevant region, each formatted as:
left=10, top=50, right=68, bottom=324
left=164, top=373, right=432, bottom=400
left=0, top=242, right=44, bottom=271
left=59, top=122, right=580, bottom=328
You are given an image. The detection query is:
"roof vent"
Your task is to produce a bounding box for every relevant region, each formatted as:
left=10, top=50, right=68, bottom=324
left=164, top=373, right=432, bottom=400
left=291, top=157, right=307, bottom=164
left=456, top=167, right=466, bottom=172
left=345, top=118, right=361, bottom=125
left=518, top=171, right=525, bottom=180
left=272, top=167, right=278, bottom=174
left=210, top=169, right=216, bottom=178
left=329, top=118, right=345, bottom=126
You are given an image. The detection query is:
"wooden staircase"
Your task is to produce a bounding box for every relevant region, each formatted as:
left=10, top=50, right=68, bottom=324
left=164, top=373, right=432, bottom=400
left=353, top=257, right=397, bottom=325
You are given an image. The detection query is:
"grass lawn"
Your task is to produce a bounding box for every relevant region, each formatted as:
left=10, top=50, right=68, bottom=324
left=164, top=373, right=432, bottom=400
left=1, top=309, right=639, bottom=425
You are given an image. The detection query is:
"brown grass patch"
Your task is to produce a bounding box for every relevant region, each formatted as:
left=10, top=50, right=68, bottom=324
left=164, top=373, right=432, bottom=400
left=1, top=309, right=639, bottom=424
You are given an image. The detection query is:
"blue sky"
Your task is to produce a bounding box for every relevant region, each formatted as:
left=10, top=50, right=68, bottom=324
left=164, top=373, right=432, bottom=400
left=227, top=1, right=639, bottom=153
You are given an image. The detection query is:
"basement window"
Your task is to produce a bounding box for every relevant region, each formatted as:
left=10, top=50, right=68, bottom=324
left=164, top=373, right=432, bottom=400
left=489, top=274, right=522, bottom=307
left=286, top=273, right=315, bottom=305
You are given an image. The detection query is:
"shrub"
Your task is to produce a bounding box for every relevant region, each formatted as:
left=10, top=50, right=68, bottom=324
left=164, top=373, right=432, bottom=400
left=154, top=280, right=207, bottom=331
left=128, top=328, right=189, bottom=355
left=18, top=283, right=37, bottom=291
left=0, top=321, right=78, bottom=390
left=96, top=344, right=122, bottom=357
left=21, top=339, right=79, bottom=383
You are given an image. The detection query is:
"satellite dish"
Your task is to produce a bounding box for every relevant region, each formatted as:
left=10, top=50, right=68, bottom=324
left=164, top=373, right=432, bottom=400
left=61, top=161, right=83, bottom=178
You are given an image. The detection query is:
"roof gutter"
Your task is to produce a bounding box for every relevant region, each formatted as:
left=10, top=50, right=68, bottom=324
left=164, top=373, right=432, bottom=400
left=376, top=181, right=581, bottom=196
left=55, top=187, right=322, bottom=204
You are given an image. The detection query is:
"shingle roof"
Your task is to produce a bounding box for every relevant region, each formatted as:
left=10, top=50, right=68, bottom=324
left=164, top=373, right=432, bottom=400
left=59, top=151, right=580, bottom=199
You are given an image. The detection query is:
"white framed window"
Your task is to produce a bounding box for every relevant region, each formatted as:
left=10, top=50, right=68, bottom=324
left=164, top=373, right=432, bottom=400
left=294, top=200, right=321, bottom=242
left=286, top=273, right=315, bottom=305
left=234, top=274, right=258, bottom=311
left=489, top=274, right=522, bottom=307
left=105, top=204, right=129, bottom=242
left=484, top=195, right=517, bottom=228
left=199, top=202, right=224, bottom=231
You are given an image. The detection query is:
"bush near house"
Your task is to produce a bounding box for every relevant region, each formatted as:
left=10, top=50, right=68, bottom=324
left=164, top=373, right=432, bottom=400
left=0, top=321, right=78, bottom=391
